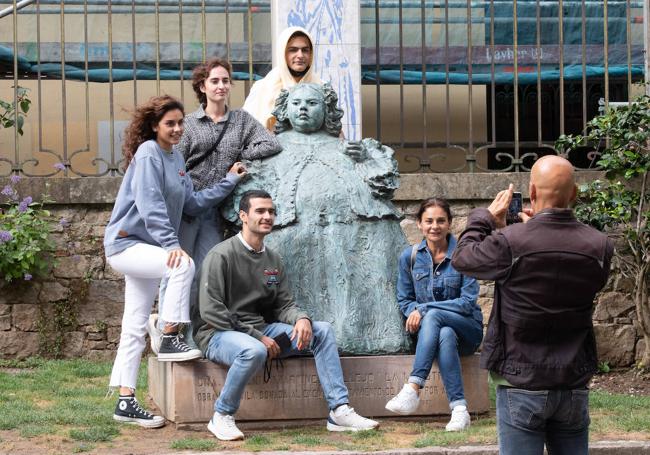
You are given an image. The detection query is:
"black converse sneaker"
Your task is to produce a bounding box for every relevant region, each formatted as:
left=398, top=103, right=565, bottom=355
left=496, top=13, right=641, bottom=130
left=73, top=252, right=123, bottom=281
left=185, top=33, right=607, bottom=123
left=113, top=395, right=165, bottom=428
left=157, top=333, right=202, bottom=362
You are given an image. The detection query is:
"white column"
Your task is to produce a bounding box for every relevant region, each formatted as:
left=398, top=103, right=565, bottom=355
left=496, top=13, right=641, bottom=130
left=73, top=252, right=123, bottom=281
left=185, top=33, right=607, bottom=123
left=271, top=0, right=362, bottom=140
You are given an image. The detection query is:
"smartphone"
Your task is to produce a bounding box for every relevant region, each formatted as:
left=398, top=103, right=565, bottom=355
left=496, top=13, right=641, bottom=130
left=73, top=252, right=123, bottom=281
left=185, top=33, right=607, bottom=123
left=273, top=332, right=292, bottom=351
left=507, top=192, right=523, bottom=225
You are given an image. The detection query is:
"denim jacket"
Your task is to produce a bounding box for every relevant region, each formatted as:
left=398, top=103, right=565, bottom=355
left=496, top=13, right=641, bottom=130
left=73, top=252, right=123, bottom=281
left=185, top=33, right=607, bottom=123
left=397, top=235, right=482, bottom=326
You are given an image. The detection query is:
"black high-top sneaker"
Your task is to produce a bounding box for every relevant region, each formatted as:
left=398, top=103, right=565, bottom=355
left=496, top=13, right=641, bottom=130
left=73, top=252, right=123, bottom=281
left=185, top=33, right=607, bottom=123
left=113, top=395, right=165, bottom=428
left=157, top=333, right=202, bottom=362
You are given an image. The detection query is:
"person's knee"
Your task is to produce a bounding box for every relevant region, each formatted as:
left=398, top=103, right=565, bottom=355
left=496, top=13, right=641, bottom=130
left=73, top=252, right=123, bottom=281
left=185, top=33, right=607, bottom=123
left=238, top=343, right=268, bottom=368
left=421, top=309, right=444, bottom=328
left=312, top=321, right=333, bottom=339
left=439, top=326, right=458, bottom=346
left=171, top=257, right=195, bottom=278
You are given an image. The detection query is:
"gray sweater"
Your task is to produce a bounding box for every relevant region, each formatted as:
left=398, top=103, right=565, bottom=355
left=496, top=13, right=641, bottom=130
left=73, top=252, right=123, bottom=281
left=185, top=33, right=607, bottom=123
left=192, top=236, right=310, bottom=353
left=104, top=140, right=240, bottom=257
left=179, top=106, right=281, bottom=191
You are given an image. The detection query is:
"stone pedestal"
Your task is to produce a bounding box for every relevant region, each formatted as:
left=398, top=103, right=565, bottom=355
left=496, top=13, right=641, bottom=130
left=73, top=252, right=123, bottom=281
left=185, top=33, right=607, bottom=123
left=148, top=354, right=489, bottom=424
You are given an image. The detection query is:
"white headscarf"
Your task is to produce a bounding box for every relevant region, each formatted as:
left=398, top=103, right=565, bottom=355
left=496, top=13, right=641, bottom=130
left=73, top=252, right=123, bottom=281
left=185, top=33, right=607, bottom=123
left=242, top=26, right=322, bottom=130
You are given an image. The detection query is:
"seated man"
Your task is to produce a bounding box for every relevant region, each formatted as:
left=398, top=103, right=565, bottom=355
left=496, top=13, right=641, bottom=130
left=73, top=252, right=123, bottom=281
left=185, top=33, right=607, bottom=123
left=191, top=189, right=379, bottom=441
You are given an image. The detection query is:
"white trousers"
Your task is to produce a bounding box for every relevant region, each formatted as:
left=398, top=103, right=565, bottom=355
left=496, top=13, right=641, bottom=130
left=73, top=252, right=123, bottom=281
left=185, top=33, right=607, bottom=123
left=107, top=243, right=195, bottom=389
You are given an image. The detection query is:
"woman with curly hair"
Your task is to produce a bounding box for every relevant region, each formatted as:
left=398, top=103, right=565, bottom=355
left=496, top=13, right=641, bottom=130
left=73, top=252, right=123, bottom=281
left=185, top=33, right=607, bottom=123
left=104, top=95, right=246, bottom=428
left=147, top=58, right=280, bottom=354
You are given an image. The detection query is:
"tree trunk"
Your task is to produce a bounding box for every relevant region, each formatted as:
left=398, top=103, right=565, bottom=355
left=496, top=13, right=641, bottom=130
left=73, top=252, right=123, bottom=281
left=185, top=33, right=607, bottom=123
left=636, top=262, right=650, bottom=369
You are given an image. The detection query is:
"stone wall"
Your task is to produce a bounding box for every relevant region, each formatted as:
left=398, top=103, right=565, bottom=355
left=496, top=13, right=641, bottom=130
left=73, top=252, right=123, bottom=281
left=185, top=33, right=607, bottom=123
left=0, top=173, right=643, bottom=366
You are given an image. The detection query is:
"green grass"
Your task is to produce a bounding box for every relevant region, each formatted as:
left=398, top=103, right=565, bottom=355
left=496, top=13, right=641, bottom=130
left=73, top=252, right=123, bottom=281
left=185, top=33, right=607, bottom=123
left=589, top=391, right=650, bottom=434
left=69, top=425, right=120, bottom=442
left=1, top=359, right=649, bottom=453
left=243, top=434, right=272, bottom=451
left=169, top=437, right=219, bottom=451
left=290, top=434, right=323, bottom=446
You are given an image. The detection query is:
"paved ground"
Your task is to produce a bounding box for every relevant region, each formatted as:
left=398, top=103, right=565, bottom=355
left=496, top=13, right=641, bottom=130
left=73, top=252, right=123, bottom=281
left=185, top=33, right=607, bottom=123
left=171, top=440, right=650, bottom=455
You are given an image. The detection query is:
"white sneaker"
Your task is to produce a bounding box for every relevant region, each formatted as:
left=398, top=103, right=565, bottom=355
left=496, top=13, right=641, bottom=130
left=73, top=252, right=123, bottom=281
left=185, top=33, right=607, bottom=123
left=327, top=404, right=379, bottom=432
left=445, top=405, right=471, bottom=431
left=385, top=383, right=420, bottom=415
left=147, top=314, right=162, bottom=355
left=207, top=412, right=244, bottom=441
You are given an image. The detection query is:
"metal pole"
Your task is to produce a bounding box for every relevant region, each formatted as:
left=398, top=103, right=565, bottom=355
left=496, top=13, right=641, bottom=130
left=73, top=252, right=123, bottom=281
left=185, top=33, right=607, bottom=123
left=643, top=2, right=650, bottom=96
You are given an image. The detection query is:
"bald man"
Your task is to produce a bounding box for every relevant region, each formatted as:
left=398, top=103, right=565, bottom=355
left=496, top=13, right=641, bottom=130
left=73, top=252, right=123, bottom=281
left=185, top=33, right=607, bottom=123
left=451, top=156, right=614, bottom=455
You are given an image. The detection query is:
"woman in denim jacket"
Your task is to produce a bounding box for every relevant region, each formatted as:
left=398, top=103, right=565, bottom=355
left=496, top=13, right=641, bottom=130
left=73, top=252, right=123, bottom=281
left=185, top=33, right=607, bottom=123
left=385, top=197, right=483, bottom=431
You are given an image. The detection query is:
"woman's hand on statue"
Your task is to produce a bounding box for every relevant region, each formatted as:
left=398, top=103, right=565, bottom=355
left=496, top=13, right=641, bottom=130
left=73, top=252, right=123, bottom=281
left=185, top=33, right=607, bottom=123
left=261, top=336, right=281, bottom=359
left=228, top=162, right=248, bottom=178
left=344, top=141, right=368, bottom=163
left=405, top=309, right=422, bottom=333
left=291, top=318, right=313, bottom=350
left=166, top=248, right=191, bottom=269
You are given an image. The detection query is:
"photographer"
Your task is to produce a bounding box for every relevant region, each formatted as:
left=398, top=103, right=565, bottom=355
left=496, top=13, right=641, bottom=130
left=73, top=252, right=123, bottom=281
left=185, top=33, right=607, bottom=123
left=451, top=155, right=614, bottom=455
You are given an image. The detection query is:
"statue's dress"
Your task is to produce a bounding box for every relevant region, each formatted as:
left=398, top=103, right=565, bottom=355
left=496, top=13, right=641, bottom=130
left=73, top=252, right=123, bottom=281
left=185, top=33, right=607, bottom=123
left=225, top=130, right=410, bottom=354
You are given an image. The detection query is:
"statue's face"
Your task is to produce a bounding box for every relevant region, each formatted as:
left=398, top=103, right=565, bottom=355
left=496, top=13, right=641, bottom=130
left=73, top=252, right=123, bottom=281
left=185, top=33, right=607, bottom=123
left=287, top=86, right=325, bottom=133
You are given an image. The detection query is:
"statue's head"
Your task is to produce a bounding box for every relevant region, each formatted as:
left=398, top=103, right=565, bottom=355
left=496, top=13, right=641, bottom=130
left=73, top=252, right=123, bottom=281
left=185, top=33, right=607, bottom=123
left=272, top=82, right=343, bottom=136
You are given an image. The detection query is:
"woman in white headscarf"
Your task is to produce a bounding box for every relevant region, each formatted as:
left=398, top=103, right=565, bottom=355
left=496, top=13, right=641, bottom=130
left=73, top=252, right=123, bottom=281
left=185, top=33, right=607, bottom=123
left=243, top=26, right=321, bottom=131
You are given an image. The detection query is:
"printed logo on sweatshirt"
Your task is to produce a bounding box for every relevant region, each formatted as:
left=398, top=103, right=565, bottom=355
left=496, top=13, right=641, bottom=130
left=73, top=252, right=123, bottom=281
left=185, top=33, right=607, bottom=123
left=264, top=269, right=279, bottom=287
left=178, top=170, right=186, bottom=177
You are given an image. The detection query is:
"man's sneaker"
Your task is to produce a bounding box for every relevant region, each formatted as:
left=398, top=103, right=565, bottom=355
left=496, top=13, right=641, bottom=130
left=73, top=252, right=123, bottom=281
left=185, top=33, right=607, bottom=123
left=445, top=405, right=471, bottom=431
left=385, top=383, right=420, bottom=415
left=157, top=333, right=202, bottom=362
left=147, top=314, right=162, bottom=354
left=113, top=395, right=165, bottom=428
left=327, top=404, right=379, bottom=432
left=207, top=412, right=244, bottom=441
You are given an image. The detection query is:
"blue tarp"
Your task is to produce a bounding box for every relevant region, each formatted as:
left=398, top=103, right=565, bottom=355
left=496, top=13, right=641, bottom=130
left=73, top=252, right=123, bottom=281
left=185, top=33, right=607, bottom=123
left=0, top=46, right=32, bottom=72
left=362, top=65, right=645, bottom=85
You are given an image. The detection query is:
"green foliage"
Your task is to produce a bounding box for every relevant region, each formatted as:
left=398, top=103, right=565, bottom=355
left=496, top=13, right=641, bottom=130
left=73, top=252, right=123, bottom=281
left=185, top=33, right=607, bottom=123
left=0, top=176, right=57, bottom=283
left=598, top=361, right=611, bottom=374
left=0, top=86, right=31, bottom=136
left=556, top=91, right=650, bottom=366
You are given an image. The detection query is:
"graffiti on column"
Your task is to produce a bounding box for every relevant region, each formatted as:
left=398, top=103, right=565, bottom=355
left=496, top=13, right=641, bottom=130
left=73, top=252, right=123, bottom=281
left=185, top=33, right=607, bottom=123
left=285, top=0, right=359, bottom=140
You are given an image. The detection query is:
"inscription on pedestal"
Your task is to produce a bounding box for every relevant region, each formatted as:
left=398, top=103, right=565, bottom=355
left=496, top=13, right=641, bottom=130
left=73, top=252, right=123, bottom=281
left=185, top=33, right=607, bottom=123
left=148, top=355, right=488, bottom=424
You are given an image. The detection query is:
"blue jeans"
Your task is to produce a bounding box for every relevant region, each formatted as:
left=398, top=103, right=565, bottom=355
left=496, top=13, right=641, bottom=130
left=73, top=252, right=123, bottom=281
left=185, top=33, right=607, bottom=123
left=409, top=308, right=483, bottom=409
left=204, top=321, right=349, bottom=415
left=496, top=386, right=590, bottom=455
left=159, top=208, right=223, bottom=346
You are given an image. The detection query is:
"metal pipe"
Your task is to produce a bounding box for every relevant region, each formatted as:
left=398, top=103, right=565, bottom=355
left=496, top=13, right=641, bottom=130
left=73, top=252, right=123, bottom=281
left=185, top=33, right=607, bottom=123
left=131, top=0, right=137, bottom=105
left=603, top=0, right=609, bottom=111
left=108, top=0, right=115, bottom=173
left=398, top=0, right=404, bottom=148
left=421, top=0, right=427, bottom=158
left=59, top=0, right=68, bottom=173
left=643, top=1, right=650, bottom=96
left=2, top=0, right=641, bottom=6
left=466, top=0, right=474, bottom=171
left=0, top=0, right=34, bottom=20
left=375, top=0, right=381, bottom=141
left=12, top=0, right=19, bottom=167
left=559, top=0, right=565, bottom=135
left=513, top=0, right=520, bottom=170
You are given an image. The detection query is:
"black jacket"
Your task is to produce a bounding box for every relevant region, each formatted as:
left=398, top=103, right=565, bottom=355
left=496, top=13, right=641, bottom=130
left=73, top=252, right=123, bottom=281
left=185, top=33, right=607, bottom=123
left=452, top=208, right=614, bottom=389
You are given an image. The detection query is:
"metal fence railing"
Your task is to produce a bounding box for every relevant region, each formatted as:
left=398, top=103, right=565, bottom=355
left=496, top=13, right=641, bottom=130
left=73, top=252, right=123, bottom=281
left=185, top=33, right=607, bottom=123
left=0, top=1, right=646, bottom=176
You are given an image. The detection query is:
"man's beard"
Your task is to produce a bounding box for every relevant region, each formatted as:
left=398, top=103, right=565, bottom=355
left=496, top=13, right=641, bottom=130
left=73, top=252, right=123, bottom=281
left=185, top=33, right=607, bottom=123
left=289, top=65, right=310, bottom=78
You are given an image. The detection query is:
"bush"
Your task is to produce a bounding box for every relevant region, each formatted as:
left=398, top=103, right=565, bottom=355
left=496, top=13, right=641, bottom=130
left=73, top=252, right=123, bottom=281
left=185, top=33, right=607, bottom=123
left=0, top=176, right=56, bottom=282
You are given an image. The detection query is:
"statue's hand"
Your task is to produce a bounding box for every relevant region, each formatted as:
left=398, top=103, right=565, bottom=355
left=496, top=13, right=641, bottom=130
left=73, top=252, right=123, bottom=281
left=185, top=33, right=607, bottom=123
left=344, top=141, right=368, bottom=163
